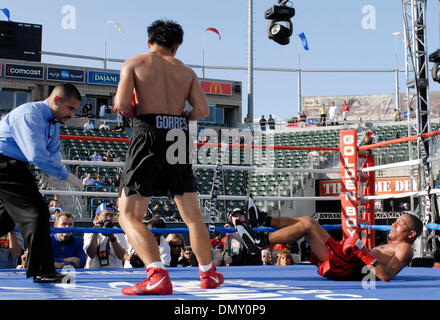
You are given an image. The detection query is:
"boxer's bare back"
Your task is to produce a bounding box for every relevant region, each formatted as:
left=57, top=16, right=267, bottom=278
left=114, top=45, right=208, bottom=120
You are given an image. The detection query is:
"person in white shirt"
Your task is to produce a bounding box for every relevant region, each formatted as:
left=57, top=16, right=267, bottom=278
left=83, top=203, right=127, bottom=268
left=83, top=119, right=94, bottom=131
left=82, top=173, right=95, bottom=187
left=99, top=121, right=110, bottom=131
left=328, top=102, right=340, bottom=126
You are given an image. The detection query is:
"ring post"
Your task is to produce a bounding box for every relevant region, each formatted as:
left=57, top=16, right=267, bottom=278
left=339, top=129, right=360, bottom=239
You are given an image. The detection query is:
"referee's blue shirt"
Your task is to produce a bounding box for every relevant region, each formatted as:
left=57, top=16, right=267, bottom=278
left=0, top=99, right=68, bottom=180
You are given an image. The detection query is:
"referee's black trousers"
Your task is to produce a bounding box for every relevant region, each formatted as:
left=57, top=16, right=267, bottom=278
left=0, top=154, right=56, bottom=278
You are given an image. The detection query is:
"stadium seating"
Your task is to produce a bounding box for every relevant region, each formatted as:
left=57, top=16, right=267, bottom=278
left=56, top=120, right=439, bottom=220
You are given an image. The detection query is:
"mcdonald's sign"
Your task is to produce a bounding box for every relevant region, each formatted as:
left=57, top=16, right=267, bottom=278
left=200, top=81, right=232, bottom=96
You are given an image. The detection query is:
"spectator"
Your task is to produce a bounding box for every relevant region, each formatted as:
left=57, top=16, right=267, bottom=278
left=328, top=102, right=340, bottom=126
left=151, top=204, right=163, bottom=219
left=102, top=151, right=114, bottom=162
left=48, top=195, right=63, bottom=215
left=259, top=115, right=267, bottom=131
left=83, top=119, right=94, bottom=131
left=275, top=248, right=294, bottom=266
left=261, top=249, right=274, bottom=265
left=268, top=114, right=276, bottom=130
left=274, top=243, right=289, bottom=260
left=210, top=232, right=224, bottom=251
left=222, top=207, right=262, bottom=266
left=143, top=209, right=153, bottom=222
left=83, top=203, right=128, bottom=268
left=341, top=100, right=350, bottom=123
left=82, top=173, right=95, bottom=187
left=393, top=109, right=400, bottom=121
left=307, top=150, right=320, bottom=161
left=165, top=234, right=185, bottom=267
left=433, top=250, right=440, bottom=269
left=319, top=151, right=329, bottom=163
left=49, top=195, right=63, bottom=209
left=99, top=102, right=107, bottom=119
left=113, top=122, right=124, bottom=132
left=94, top=174, right=105, bottom=188
left=51, top=211, right=86, bottom=269
left=163, top=204, right=180, bottom=221
left=319, top=104, right=327, bottom=126
left=111, top=174, right=121, bottom=188
left=90, top=151, right=102, bottom=162
left=99, top=121, right=110, bottom=131
left=299, top=111, right=307, bottom=127
left=78, top=100, right=93, bottom=118
left=113, top=153, right=121, bottom=162
left=50, top=208, right=62, bottom=222
left=124, top=217, right=171, bottom=268
left=0, top=232, right=24, bottom=268
left=178, top=246, right=192, bottom=267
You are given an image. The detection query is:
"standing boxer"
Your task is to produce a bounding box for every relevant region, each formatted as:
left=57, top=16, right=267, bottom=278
left=0, top=83, right=83, bottom=282
left=113, top=19, right=223, bottom=295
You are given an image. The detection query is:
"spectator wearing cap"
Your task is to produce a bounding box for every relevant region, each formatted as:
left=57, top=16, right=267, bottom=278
left=50, top=211, right=86, bottom=269
left=124, top=217, right=171, bottom=268
left=83, top=203, right=128, bottom=268
left=222, top=207, right=262, bottom=266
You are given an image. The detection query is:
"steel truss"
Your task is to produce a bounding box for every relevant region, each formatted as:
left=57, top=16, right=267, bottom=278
left=402, top=0, right=438, bottom=256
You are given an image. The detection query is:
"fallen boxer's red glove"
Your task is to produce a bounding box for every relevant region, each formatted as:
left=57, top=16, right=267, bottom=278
left=122, top=91, right=136, bottom=119
left=342, top=236, right=377, bottom=267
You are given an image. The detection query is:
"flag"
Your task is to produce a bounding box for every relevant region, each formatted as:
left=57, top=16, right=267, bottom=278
left=298, top=32, right=309, bottom=51
left=1, top=8, right=10, bottom=22
left=106, top=20, right=124, bottom=34
left=206, top=27, right=221, bottom=40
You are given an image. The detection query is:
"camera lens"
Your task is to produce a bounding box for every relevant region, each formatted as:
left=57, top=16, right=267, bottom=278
left=103, top=220, right=114, bottom=229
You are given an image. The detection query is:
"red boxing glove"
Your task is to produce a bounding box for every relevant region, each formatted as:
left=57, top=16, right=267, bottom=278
left=342, top=236, right=377, bottom=267
left=122, top=91, right=136, bottom=119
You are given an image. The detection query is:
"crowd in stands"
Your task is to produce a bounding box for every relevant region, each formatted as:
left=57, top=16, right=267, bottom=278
left=259, top=114, right=276, bottom=131
left=1, top=199, right=316, bottom=270
left=315, top=101, right=350, bottom=126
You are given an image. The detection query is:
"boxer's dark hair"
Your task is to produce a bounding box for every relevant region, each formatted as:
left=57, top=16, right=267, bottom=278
left=147, top=19, right=183, bottom=49
left=406, top=213, right=423, bottom=242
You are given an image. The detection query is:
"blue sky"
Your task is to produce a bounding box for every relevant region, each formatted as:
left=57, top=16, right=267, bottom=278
left=2, top=0, right=440, bottom=121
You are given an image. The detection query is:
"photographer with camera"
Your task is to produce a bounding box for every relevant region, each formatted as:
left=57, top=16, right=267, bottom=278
left=83, top=203, right=128, bottom=268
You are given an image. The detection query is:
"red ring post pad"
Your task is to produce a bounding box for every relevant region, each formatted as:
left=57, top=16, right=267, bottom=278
left=339, top=130, right=360, bottom=239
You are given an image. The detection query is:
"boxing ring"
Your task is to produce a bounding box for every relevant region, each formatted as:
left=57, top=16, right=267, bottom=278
left=7, top=127, right=440, bottom=301
left=1, top=264, right=440, bottom=300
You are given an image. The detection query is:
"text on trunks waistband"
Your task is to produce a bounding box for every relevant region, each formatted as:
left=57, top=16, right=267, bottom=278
left=156, top=115, right=188, bottom=130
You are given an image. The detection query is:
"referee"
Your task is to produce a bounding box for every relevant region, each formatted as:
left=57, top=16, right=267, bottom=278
left=0, top=83, right=83, bottom=283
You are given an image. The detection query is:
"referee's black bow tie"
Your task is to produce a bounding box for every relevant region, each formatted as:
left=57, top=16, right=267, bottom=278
left=48, top=118, right=59, bottom=124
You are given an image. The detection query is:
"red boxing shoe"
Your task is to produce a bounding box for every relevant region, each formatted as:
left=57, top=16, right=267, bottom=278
left=199, top=266, right=224, bottom=289
left=122, top=267, right=173, bottom=295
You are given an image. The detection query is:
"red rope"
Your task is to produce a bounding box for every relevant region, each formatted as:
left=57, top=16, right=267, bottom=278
left=60, top=129, right=440, bottom=152
left=358, top=130, right=440, bottom=150
left=60, top=135, right=339, bottom=151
